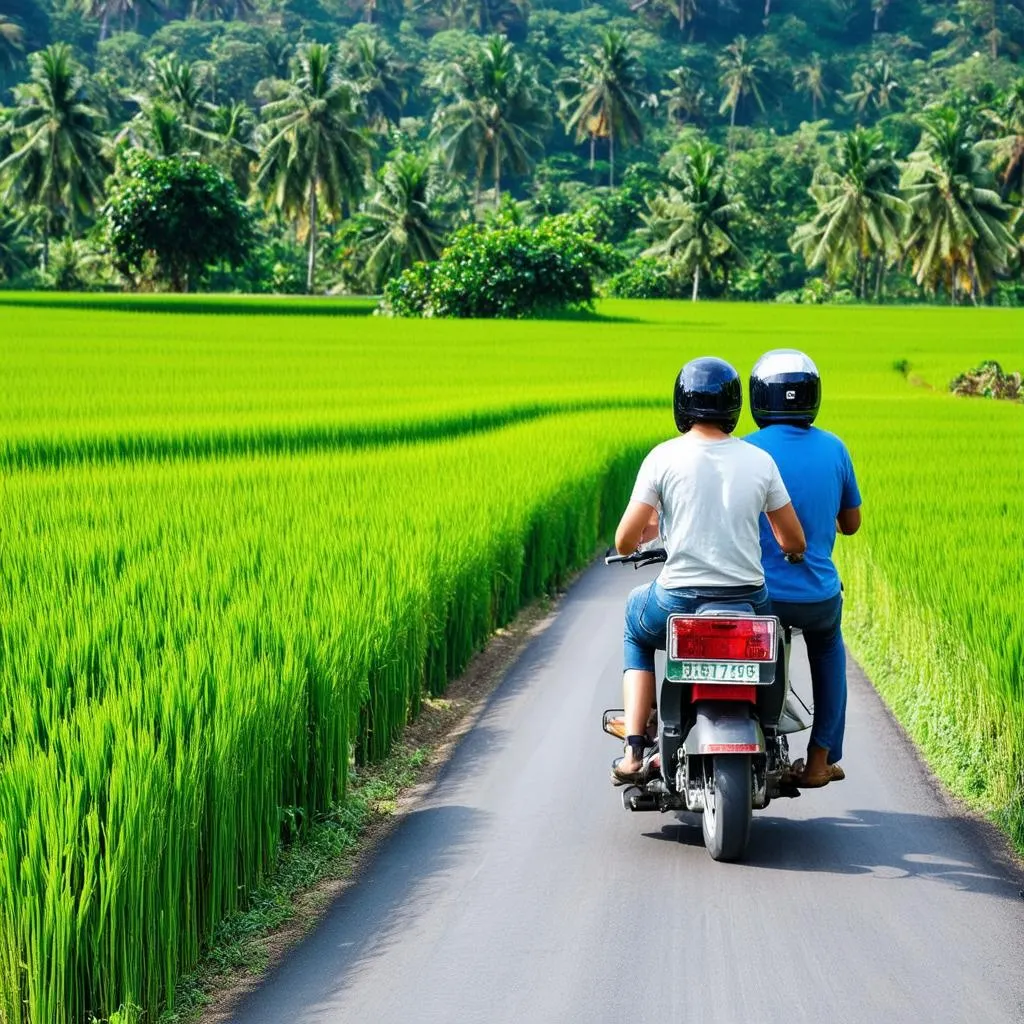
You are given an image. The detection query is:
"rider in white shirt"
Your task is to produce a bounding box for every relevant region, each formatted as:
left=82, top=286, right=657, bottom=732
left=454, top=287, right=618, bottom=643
left=612, top=357, right=806, bottom=784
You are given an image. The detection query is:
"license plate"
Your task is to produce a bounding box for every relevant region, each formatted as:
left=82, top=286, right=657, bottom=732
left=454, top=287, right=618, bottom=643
left=674, top=661, right=761, bottom=682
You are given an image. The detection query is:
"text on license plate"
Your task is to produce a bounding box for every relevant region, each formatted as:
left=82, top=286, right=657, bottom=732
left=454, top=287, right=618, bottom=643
left=675, top=661, right=760, bottom=682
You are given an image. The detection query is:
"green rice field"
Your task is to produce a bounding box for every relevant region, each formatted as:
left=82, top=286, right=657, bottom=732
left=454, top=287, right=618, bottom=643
left=0, top=296, right=1021, bottom=1023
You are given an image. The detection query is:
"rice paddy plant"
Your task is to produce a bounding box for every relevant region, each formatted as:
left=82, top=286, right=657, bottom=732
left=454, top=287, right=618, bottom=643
left=0, top=409, right=666, bottom=1023
left=1, top=296, right=1022, bottom=1021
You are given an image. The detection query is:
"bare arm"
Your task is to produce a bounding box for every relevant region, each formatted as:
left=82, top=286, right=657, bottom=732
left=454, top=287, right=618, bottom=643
left=837, top=506, right=862, bottom=536
left=765, top=502, right=806, bottom=556
left=615, top=501, right=658, bottom=555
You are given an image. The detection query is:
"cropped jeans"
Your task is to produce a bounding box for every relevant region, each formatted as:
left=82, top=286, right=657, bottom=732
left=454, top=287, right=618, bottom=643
left=623, top=580, right=772, bottom=675
left=771, top=593, right=846, bottom=764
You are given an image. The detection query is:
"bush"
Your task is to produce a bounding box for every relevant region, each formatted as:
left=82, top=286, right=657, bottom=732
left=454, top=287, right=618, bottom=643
left=103, top=150, right=255, bottom=292
left=379, top=215, right=618, bottom=318
left=605, top=257, right=681, bottom=299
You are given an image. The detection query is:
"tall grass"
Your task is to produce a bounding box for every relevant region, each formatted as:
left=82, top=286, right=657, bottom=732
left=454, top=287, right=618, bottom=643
left=0, top=410, right=665, bottom=1022
left=0, top=298, right=1021, bottom=1021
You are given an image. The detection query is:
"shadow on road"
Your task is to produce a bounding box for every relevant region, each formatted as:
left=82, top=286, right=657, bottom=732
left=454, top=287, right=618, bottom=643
left=643, top=808, right=1023, bottom=902
left=228, top=802, right=488, bottom=1023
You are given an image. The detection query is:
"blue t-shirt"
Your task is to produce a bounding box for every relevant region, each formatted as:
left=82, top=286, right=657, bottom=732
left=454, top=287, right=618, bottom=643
left=745, top=424, right=861, bottom=604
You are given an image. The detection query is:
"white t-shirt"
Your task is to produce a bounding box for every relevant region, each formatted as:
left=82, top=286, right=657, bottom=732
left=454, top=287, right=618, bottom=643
left=631, top=434, right=790, bottom=589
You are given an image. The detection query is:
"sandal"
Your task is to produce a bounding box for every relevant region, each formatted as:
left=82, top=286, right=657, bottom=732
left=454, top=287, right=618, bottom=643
left=611, top=755, right=646, bottom=787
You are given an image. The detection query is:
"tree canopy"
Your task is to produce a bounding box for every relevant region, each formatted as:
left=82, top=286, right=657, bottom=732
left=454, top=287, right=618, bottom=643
left=0, top=0, right=1023, bottom=303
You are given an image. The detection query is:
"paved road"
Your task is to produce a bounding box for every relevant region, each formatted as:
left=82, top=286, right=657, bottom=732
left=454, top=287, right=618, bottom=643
left=231, top=562, right=1024, bottom=1024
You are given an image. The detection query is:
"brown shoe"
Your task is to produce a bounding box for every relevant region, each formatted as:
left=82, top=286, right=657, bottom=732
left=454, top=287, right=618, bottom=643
left=786, top=758, right=845, bottom=789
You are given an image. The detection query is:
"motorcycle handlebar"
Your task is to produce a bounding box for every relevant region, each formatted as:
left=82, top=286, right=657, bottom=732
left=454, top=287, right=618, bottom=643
left=604, top=547, right=668, bottom=568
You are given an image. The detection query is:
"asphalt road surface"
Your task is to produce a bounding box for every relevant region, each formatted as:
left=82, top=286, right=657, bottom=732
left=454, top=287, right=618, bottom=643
left=230, top=562, right=1024, bottom=1024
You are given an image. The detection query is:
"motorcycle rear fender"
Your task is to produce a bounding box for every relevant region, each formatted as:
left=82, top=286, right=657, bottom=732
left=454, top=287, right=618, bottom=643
left=683, top=703, right=766, bottom=756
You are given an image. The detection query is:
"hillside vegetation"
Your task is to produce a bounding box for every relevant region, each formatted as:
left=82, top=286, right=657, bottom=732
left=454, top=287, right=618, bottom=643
left=0, top=0, right=1023, bottom=302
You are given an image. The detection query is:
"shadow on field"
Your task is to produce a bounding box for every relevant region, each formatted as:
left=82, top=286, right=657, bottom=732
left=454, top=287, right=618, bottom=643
left=543, top=308, right=644, bottom=324
left=643, top=809, right=1024, bottom=901
left=228, top=802, right=488, bottom=1023
left=0, top=294, right=377, bottom=316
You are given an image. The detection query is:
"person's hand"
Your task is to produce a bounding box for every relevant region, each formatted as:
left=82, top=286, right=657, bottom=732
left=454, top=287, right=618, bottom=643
left=783, top=551, right=805, bottom=565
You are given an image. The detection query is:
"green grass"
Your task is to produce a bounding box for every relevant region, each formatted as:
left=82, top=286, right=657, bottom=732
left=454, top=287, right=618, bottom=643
left=0, top=297, right=1021, bottom=1023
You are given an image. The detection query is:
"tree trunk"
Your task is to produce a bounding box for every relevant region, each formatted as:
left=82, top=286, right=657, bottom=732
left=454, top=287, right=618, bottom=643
left=873, top=7, right=880, bottom=31
left=99, top=5, right=110, bottom=41
left=763, top=0, right=770, bottom=18
left=608, top=129, right=614, bottom=188
left=874, top=257, right=884, bottom=302
left=589, top=133, right=595, bottom=171
left=40, top=209, right=51, bottom=275
left=812, top=94, right=818, bottom=119
left=692, top=263, right=700, bottom=301
left=493, top=140, right=501, bottom=207
left=306, top=178, right=318, bottom=294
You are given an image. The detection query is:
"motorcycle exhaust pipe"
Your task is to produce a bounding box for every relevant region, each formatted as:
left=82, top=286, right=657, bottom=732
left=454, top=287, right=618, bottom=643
left=626, top=792, right=660, bottom=812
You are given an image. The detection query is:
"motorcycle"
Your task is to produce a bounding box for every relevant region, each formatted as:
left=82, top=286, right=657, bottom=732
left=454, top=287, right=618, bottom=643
left=603, top=546, right=811, bottom=862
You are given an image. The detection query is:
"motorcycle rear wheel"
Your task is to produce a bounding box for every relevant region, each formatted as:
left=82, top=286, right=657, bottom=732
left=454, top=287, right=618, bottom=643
left=702, top=755, right=752, bottom=862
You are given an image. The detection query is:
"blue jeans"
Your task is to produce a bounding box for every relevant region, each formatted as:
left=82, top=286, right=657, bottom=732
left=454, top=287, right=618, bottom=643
left=623, top=581, right=772, bottom=674
left=772, top=593, right=846, bottom=764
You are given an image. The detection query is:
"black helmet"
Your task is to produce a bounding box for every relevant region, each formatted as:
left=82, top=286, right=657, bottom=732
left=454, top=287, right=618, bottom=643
left=673, top=357, right=743, bottom=434
left=749, top=349, right=821, bottom=428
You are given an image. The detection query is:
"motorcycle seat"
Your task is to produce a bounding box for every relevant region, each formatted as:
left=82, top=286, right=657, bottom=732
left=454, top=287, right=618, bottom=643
left=695, top=601, right=756, bottom=615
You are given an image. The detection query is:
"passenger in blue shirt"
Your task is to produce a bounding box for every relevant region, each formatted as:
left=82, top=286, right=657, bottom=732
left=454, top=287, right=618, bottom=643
left=746, top=350, right=862, bottom=788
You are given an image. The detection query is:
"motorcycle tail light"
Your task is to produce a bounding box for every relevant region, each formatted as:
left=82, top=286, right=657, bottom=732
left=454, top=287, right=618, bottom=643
left=670, top=616, right=776, bottom=662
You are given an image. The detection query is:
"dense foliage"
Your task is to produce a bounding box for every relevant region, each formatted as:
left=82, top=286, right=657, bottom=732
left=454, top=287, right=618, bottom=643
left=1, top=0, right=1024, bottom=302
left=380, top=212, right=617, bottom=315
left=104, top=149, right=254, bottom=289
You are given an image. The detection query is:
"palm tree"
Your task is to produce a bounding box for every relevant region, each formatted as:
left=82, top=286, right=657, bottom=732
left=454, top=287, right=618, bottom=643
left=413, top=0, right=527, bottom=34
left=641, top=140, right=742, bottom=301
left=0, top=207, right=31, bottom=281
left=871, top=0, right=890, bottom=32
left=432, top=35, right=549, bottom=206
left=901, top=107, right=1018, bottom=303
left=0, top=44, right=107, bottom=272
left=844, top=58, right=901, bottom=119
left=359, top=152, right=451, bottom=289
left=718, top=35, right=765, bottom=131
left=790, top=127, right=905, bottom=300
left=147, top=55, right=212, bottom=127
left=358, top=0, right=404, bottom=25
left=257, top=42, right=372, bottom=293
left=82, top=0, right=134, bottom=41
left=979, top=78, right=1024, bottom=200
left=561, top=29, right=646, bottom=187
left=339, top=33, right=408, bottom=129
left=189, top=101, right=258, bottom=195
left=189, top=0, right=255, bottom=19
left=629, top=0, right=698, bottom=36
left=793, top=54, right=828, bottom=120
left=661, top=65, right=707, bottom=125
left=119, top=97, right=189, bottom=155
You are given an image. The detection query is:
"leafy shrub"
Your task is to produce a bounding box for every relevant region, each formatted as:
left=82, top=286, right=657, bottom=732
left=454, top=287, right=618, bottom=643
left=103, top=150, right=254, bottom=292
left=380, top=215, right=618, bottom=318
left=605, top=257, right=680, bottom=299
